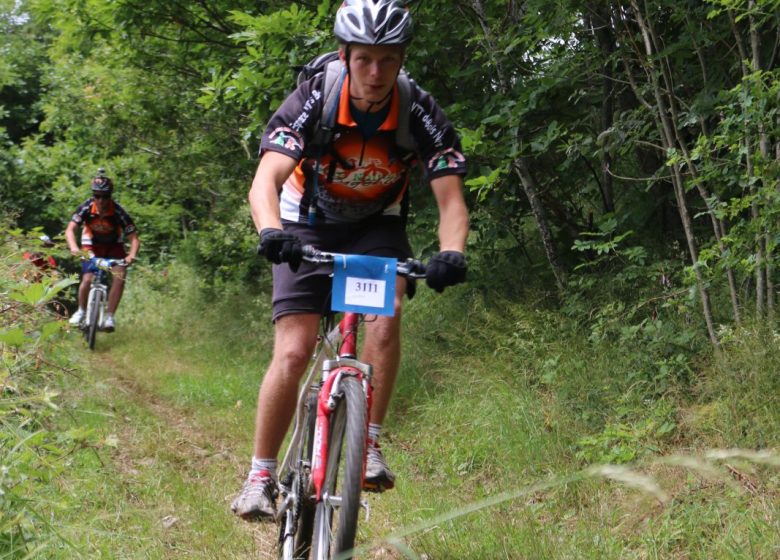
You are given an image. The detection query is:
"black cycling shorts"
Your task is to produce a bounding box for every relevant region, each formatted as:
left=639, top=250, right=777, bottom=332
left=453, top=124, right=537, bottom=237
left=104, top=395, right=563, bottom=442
left=271, top=218, right=413, bottom=321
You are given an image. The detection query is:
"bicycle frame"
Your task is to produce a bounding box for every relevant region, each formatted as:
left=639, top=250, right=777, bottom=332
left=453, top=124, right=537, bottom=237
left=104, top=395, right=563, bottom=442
left=311, top=312, right=372, bottom=501
left=84, top=269, right=109, bottom=327
left=277, top=312, right=373, bottom=559
left=277, top=247, right=427, bottom=559
left=80, top=257, right=124, bottom=350
left=278, top=312, right=371, bottom=500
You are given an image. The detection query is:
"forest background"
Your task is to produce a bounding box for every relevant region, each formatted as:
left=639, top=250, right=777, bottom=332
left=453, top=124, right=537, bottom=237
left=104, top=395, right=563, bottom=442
left=2, top=0, right=780, bottom=558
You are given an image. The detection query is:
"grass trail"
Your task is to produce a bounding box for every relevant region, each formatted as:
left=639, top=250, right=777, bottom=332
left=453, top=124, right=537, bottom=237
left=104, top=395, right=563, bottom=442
left=57, top=341, right=278, bottom=559
left=51, top=263, right=780, bottom=559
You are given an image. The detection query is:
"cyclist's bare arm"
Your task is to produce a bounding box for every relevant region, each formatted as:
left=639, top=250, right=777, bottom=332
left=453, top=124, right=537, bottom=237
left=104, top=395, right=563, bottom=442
left=248, top=151, right=298, bottom=233
left=65, top=221, right=83, bottom=256
left=430, top=174, right=469, bottom=253
left=124, top=231, right=140, bottom=266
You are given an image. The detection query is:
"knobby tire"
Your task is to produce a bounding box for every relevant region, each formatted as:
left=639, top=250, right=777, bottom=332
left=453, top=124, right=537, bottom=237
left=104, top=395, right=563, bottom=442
left=311, top=376, right=367, bottom=559
left=86, top=289, right=102, bottom=350
left=279, top=390, right=319, bottom=560
left=295, top=391, right=319, bottom=559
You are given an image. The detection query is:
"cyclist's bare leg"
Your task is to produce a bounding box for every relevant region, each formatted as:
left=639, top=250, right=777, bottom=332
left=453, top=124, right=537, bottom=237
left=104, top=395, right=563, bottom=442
left=361, top=277, right=407, bottom=426
left=233, top=314, right=321, bottom=519
left=253, top=312, right=321, bottom=460
left=78, top=273, right=94, bottom=309
left=360, top=279, right=406, bottom=490
left=106, top=265, right=126, bottom=314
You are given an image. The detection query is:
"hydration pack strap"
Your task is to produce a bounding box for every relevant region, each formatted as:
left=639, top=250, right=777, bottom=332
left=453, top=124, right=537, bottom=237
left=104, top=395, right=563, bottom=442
left=309, top=63, right=347, bottom=225
left=395, top=70, right=415, bottom=155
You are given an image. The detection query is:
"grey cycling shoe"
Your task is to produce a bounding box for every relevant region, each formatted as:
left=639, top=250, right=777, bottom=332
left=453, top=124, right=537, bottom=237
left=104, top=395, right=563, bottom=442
left=363, top=444, right=395, bottom=492
left=231, top=472, right=279, bottom=521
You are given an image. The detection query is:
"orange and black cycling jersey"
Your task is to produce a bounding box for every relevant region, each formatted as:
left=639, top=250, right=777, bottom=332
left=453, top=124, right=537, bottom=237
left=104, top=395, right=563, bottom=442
left=260, top=72, right=466, bottom=224
left=71, top=198, right=136, bottom=250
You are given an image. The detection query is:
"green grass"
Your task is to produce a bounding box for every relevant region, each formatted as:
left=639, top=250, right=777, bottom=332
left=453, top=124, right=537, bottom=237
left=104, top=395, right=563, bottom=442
left=44, top=261, right=780, bottom=559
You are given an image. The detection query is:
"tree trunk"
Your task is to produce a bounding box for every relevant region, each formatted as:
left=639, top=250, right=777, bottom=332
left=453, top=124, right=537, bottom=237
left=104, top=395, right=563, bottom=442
left=513, top=157, right=567, bottom=292
left=631, top=0, right=719, bottom=347
left=749, top=0, right=773, bottom=318
left=731, top=4, right=771, bottom=319
left=588, top=8, right=616, bottom=214
left=467, top=0, right=566, bottom=292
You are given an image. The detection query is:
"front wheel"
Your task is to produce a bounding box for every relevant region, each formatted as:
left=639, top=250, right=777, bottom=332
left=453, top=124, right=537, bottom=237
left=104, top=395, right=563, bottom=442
left=86, top=288, right=103, bottom=350
left=310, top=376, right=367, bottom=559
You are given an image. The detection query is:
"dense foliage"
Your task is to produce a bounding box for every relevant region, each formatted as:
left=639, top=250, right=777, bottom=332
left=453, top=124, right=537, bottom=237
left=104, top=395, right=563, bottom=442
left=3, top=0, right=779, bottom=339
left=0, top=230, right=85, bottom=556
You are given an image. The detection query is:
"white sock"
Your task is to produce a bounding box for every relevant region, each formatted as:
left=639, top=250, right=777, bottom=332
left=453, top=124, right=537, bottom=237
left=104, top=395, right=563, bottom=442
left=368, top=423, right=382, bottom=446
left=250, top=457, right=277, bottom=480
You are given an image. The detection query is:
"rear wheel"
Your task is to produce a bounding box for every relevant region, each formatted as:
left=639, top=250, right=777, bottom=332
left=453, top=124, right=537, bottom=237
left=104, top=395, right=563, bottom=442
left=279, top=389, right=319, bottom=560
left=86, top=289, right=102, bottom=350
left=293, top=481, right=316, bottom=559
left=293, top=389, right=320, bottom=558
left=310, top=376, right=367, bottom=559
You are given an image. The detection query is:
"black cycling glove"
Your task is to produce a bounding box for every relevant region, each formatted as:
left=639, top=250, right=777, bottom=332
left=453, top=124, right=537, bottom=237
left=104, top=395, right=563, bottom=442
left=425, top=250, right=467, bottom=293
left=257, top=228, right=303, bottom=272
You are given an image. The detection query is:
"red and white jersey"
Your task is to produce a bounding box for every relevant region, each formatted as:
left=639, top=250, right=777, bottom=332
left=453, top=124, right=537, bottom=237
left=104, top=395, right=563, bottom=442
left=260, top=72, right=466, bottom=223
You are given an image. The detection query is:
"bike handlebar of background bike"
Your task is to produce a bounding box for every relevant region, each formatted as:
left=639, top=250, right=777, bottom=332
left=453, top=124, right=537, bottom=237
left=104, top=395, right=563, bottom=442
left=79, top=256, right=128, bottom=270
left=300, top=245, right=427, bottom=279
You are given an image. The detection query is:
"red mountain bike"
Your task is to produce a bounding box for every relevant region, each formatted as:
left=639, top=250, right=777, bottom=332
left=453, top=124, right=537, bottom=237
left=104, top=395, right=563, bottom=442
left=276, top=246, right=426, bottom=560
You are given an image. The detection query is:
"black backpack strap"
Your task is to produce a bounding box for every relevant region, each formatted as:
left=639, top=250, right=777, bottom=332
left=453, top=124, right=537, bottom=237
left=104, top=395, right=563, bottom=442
left=297, top=51, right=340, bottom=87
left=306, top=60, right=346, bottom=224
left=311, top=60, right=346, bottom=147
left=394, top=71, right=415, bottom=223
left=395, top=71, right=416, bottom=156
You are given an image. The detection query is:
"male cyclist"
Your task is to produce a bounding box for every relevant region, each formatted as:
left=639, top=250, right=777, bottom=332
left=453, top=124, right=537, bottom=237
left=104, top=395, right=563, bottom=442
left=232, top=0, right=469, bottom=521
left=66, top=169, right=140, bottom=331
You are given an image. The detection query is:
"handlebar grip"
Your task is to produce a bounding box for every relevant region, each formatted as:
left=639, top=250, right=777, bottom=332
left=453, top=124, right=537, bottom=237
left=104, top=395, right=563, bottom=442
left=301, top=245, right=322, bottom=259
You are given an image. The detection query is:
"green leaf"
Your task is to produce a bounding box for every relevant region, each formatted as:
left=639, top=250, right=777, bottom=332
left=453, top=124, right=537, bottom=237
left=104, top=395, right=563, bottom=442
left=10, top=283, right=47, bottom=306
left=0, top=328, right=29, bottom=347
left=38, top=321, right=64, bottom=342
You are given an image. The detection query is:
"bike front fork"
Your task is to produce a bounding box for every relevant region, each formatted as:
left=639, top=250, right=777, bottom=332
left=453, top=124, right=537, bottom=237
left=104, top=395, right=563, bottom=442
left=85, top=285, right=106, bottom=326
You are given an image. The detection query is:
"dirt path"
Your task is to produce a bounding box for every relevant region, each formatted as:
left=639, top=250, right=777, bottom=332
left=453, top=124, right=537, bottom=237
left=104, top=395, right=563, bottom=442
left=89, top=352, right=280, bottom=559
left=81, top=345, right=407, bottom=559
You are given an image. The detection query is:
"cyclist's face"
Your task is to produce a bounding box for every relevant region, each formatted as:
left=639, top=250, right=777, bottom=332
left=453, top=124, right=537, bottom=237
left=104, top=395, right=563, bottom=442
left=93, top=193, right=111, bottom=210
left=344, top=45, right=404, bottom=111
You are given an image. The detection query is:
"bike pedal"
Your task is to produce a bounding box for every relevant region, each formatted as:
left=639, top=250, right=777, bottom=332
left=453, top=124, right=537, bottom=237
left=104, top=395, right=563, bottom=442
left=360, top=499, right=370, bottom=522
left=362, top=480, right=393, bottom=493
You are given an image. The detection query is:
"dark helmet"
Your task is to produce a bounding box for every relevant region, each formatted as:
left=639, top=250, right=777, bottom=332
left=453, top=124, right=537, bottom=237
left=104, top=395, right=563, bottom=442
left=91, top=168, right=113, bottom=194
left=334, top=0, right=413, bottom=46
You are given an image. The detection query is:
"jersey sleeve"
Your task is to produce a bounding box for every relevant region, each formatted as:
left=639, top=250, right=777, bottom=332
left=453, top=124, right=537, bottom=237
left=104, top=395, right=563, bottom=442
left=70, top=199, right=92, bottom=224
left=259, top=75, right=325, bottom=162
left=112, top=202, right=137, bottom=235
left=408, top=83, right=467, bottom=180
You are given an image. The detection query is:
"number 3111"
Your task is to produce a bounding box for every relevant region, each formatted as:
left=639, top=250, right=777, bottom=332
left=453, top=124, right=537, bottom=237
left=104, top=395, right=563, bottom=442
left=354, top=281, right=378, bottom=293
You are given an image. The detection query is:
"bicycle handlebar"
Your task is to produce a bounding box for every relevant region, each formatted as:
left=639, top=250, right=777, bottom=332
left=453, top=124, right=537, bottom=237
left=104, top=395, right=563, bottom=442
left=80, top=256, right=128, bottom=271
left=301, top=245, right=427, bottom=279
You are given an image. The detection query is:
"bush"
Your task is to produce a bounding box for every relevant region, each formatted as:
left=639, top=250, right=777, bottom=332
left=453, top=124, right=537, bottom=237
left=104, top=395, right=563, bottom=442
left=0, top=228, right=90, bottom=557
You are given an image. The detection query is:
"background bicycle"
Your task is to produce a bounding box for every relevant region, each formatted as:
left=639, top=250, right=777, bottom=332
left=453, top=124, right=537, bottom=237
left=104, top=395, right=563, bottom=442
left=277, top=246, right=426, bottom=560
left=78, top=256, right=126, bottom=350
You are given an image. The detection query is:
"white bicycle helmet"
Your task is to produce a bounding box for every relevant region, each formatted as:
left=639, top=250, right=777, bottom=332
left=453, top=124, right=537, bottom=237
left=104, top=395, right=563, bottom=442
left=334, top=0, right=413, bottom=46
